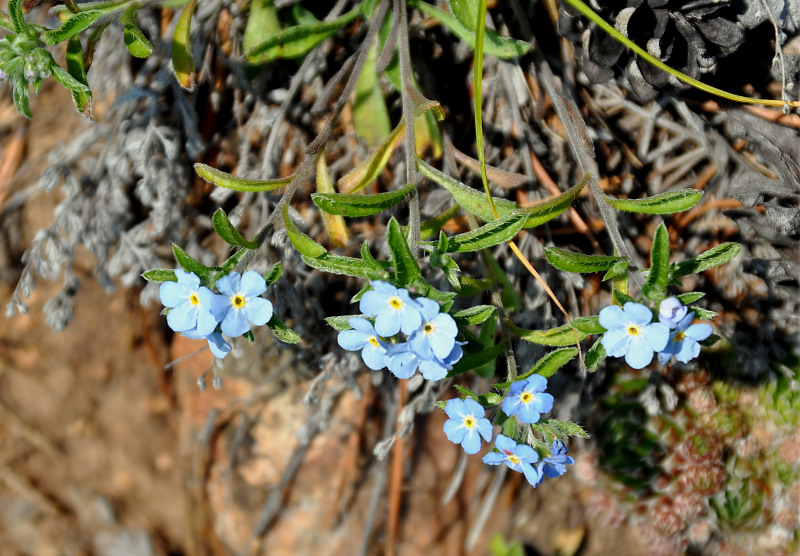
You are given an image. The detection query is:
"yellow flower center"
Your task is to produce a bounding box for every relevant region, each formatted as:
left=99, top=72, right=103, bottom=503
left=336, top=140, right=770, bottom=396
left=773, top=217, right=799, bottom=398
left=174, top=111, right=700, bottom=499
left=521, top=392, right=532, bottom=403
left=189, top=293, right=200, bottom=306
left=368, top=336, right=379, bottom=347
left=423, top=323, right=435, bottom=334
left=507, top=455, right=521, bottom=465
left=464, top=417, right=475, bottom=428
left=232, top=295, right=246, bottom=309
left=627, top=324, right=640, bottom=336
left=389, top=297, right=403, bottom=309
left=674, top=331, right=685, bottom=342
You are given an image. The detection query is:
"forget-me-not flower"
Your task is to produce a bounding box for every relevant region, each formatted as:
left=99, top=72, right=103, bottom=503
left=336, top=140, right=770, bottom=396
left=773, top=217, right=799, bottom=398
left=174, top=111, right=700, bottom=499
left=657, top=311, right=712, bottom=364
left=659, top=297, right=689, bottom=329
left=541, top=440, right=575, bottom=478
left=159, top=269, right=224, bottom=336
left=443, top=398, right=493, bottom=454
left=418, top=342, right=463, bottom=381
left=407, top=298, right=458, bottom=360
left=385, top=341, right=463, bottom=381
left=600, top=302, right=669, bottom=369
left=182, top=328, right=232, bottom=359
left=359, top=281, right=422, bottom=337
left=501, top=375, right=554, bottom=424
left=482, top=434, right=543, bottom=487
left=216, top=271, right=273, bottom=337
left=337, top=317, right=390, bottom=370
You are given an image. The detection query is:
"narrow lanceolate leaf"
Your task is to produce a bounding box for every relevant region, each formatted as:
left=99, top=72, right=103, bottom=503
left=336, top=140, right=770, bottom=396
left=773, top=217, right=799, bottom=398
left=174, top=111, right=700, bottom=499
left=676, top=292, right=705, bottom=304
left=448, top=342, right=505, bottom=377
left=689, top=306, right=717, bottom=320
left=537, top=419, right=590, bottom=440
left=12, top=85, right=32, bottom=119
left=41, top=11, right=103, bottom=45
left=418, top=158, right=518, bottom=221
left=584, top=337, right=606, bottom=372
left=316, top=151, right=348, bottom=248
left=387, top=217, right=422, bottom=285
left=65, top=36, right=93, bottom=118
left=312, top=184, right=415, bottom=217
left=301, top=253, right=382, bottom=279
left=445, top=211, right=526, bottom=252
left=545, top=246, right=627, bottom=273
left=519, top=173, right=589, bottom=228
left=218, top=247, right=248, bottom=273
left=266, top=315, right=301, bottom=344
left=410, top=0, right=529, bottom=59
left=243, top=0, right=281, bottom=56
left=508, top=321, right=587, bottom=347
left=263, top=262, right=282, bottom=287
left=642, top=223, right=670, bottom=302
left=447, top=0, right=477, bottom=30
left=212, top=208, right=259, bottom=249
left=452, top=305, right=495, bottom=326
left=420, top=205, right=460, bottom=240
left=121, top=6, right=153, bottom=58
left=282, top=205, right=327, bottom=258
left=570, top=316, right=605, bottom=334
left=246, top=9, right=359, bottom=62
left=172, top=244, right=212, bottom=277
left=141, top=268, right=177, bottom=283
left=338, top=121, right=405, bottom=194
left=172, top=0, right=198, bottom=91
left=495, top=347, right=578, bottom=387
left=353, top=38, right=391, bottom=147
left=8, top=0, right=28, bottom=35
left=325, top=315, right=356, bottom=331
left=606, top=189, right=703, bottom=214
left=195, top=163, right=293, bottom=192
left=0, top=10, right=14, bottom=31
left=670, top=242, right=741, bottom=278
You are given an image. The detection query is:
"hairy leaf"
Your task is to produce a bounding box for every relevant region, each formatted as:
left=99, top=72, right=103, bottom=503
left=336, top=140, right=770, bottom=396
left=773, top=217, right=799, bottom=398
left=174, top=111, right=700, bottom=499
left=212, top=208, right=259, bottom=249
left=282, top=205, right=326, bottom=258
left=606, top=190, right=703, bottom=214
left=172, top=0, right=198, bottom=90
left=387, top=217, right=422, bottom=285
left=312, top=184, right=415, bottom=217
left=545, top=246, right=627, bottom=273
left=195, top=163, right=293, bottom=192
left=670, top=242, right=741, bottom=278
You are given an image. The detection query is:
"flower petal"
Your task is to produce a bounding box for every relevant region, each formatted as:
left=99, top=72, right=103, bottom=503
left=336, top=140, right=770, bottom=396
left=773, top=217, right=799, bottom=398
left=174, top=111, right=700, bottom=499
left=216, top=272, right=241, bottom=297
left=599, top=304, right=627, bottom=329
left=239, top=270, right=267, bottom=297
left=625, top=336, right=655, bottom=369
left=685, top=323, right=712, bottom=341
left=221, top=308, right=250, bottom=337
left=444, top=398, right=465, bottom=419
left=166, top=303, right=196, bottom=332
left=361, top=343, right=388, bottom=370
left=419, top=359, right=448, bottom=381
left=159, top=281, right=185, bottom=308
left=476, top=418, right=493, bottom=442
left=207, top=332, right=231, bottom=358
left=523, top=462, right=544, bottom=487
left=642, top=322, right=670, bottom=351
left=675, top=338, right=701, bottom=364
left=374, top=309, right=401, bottom=337
left=482, top=452, right=507, bottom=465
left=244, top=296, right=273, bottom=326
left=349, top=317, right=376, bottom=334
left=494, top=434, right=515, bottom=453
left=460, top=430, right=481, bottom=455
left=623, top=302, right=654, bottom=325
left=443, top=419, right=466, bottom=444
left=601, top=328, right=630, bottom=357
left=415, top=297, right=441, bottom=321
left=337, top=330, right=368, bottom=351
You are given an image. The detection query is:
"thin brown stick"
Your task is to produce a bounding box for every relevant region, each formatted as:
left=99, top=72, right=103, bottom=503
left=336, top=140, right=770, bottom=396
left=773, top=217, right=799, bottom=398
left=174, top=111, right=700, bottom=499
left=386, top=379, right=408, bottom=556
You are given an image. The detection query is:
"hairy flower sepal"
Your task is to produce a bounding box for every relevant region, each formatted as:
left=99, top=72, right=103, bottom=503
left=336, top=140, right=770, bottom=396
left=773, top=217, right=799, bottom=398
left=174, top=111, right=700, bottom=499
left=443, top=398, right=493, bottom=454
left=216, top=271, right=273, bottom=337
left=483, top=434, right=543, bottom=487
left=599, top=302, right=669, bottom=369
left=337, top=317, right=390, bottom=370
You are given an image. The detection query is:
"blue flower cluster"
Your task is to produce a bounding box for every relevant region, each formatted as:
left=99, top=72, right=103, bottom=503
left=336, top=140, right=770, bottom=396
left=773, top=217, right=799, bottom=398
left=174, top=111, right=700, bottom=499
left=159, top=269, right=273, bottom=358
left=442, top=374, right=572, bottom=488
left=600, top=297, right=712, bottom=369
left=337, top=281, right=463, bottom=381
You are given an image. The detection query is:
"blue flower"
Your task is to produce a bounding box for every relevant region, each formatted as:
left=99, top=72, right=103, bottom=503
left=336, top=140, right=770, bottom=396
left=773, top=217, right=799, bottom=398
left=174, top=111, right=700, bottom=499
left=159, top=269, right=224, bottom=336
left=542, top=440, right=574, bottom=478
left=599, top=302, right=669, bottom=369
left=337, top=318, right=389, bottom=370
left=501, top=375, right=554, bottom=424
left=657, top=312, right=713, bottom=364
left=659, top=297, right=689, bottom=329
left=418, top=342, right=463, bottom=381
left=216, top=271, right=273, bottom=337
left=207, top=331, right=232, bottom=359
left=443, top=398, right=493, bottom=454
left=482, top=434, right=542, bottom=487
left=359, top=281, right=422, bottom=337
left=385, top=341, right=463, bottom=381
left=407, top=298, right=458, bottom=360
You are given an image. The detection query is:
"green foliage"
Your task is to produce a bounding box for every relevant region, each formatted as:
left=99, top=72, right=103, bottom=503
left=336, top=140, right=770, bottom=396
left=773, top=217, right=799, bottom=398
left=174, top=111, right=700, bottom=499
left=121, top=6, right=154, bottom=58
left=641, top=223, right=669, bottom=303
left=172, top=0, right=198, bottom=90
left=670, top=242, right=741, bottom=279
left=584, top=337, right=606, bottom=372
left=545, top=246, right=627, bottom=273
left=195, top=163, right=294, bottom=192
left=311, top=184, right=415, bottom=217
left=387, top=217, right=422, bottom=285
left=605, top=189, right=703, bottom=214
left=141, top=268, right=178, bottom=283
left=508, top=321, right=588, bottom=347
left=266, top=314, right=302, bottom=344
left=212, top=208, right=259, bottom=249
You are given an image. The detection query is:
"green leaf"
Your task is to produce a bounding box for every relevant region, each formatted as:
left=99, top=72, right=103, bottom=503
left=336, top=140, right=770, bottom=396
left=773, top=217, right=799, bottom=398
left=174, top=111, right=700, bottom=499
left=246, top=9, right=359, bottom=62
left=266, top=314, right=301, bottom=344
left=448, top=0, right=477, bottom=30
left=612, top=290, right=636, bottom=306
left=642, top=223, right=669, bottom=302
left=41, top=10, right=103, bottom=45
left=301, top=254, right=383, bottom=279
left=172, top=244, right=212, bottom=277
left=338, top=121, right=405, bottom=194
left=325, top=315, right=357, bottom=331
left=195, top=163, right=293, bottom=192
left=445, top=211, right=526, bottom=252
left=676, top=292, right=705, bottom=304
left=172, top=0, right=198, bottom=91
left=218, top=247, right=248, bottom=274
left=545, top=246, right=627, bottom=273
left=8, top=0, right=29, bottom=35
left=410, top=0, right=529, bottom=59
left=386, top=217, right=422, bottom=286
left=497, top=347, right=578, bottom=387
left=452, top=305, right=495, bottom=326
left=518, top=173, right=589, bottom=228
left=453, top=384, right=480, bottom=401
left=312, top=184, right=415, bottom=217
left=603, top=259, right=630, bottom=281
left=120, top=6, right=154, bottom=58
left=606, top=190, right=703, bottom=214
left=420, top=205, right=460, bottom=240
left=243, top=0, right=281, bottom=56
left=0, top=10, right=15, bottom=31
left=316, top=150, right=349, bottom=248
left=263, top=262, right=282, bottom=287
left=584, top=337, right=606, bottom=372
left=212, top=208, right=258, bottom=249
left=699, top=334, right=720, bottom=347
left=508, top=321, right=587, bottom=347
left=448, top=342, right=505, bottom=377
left=570, top=316, right=605, bottom=334
left=65, top=36, right=93, bottom=117
left=689, top=306, right=717, bottom=320
left=141, top=268, right=177, bottom=283
left=670, top=242, right=741, bottom=278
left=282, top=204, right=326, bottom=258
left=50, top=63, right=91, bottom=95
left=500, top=417, right=517, bottom=439
left=353, top=38, right=391, bottom=147
left=454, top=276, right=493, bottom=296
left=538, top=419, right=590, bottom=439
left=12, top=85, right=31, bottom=119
